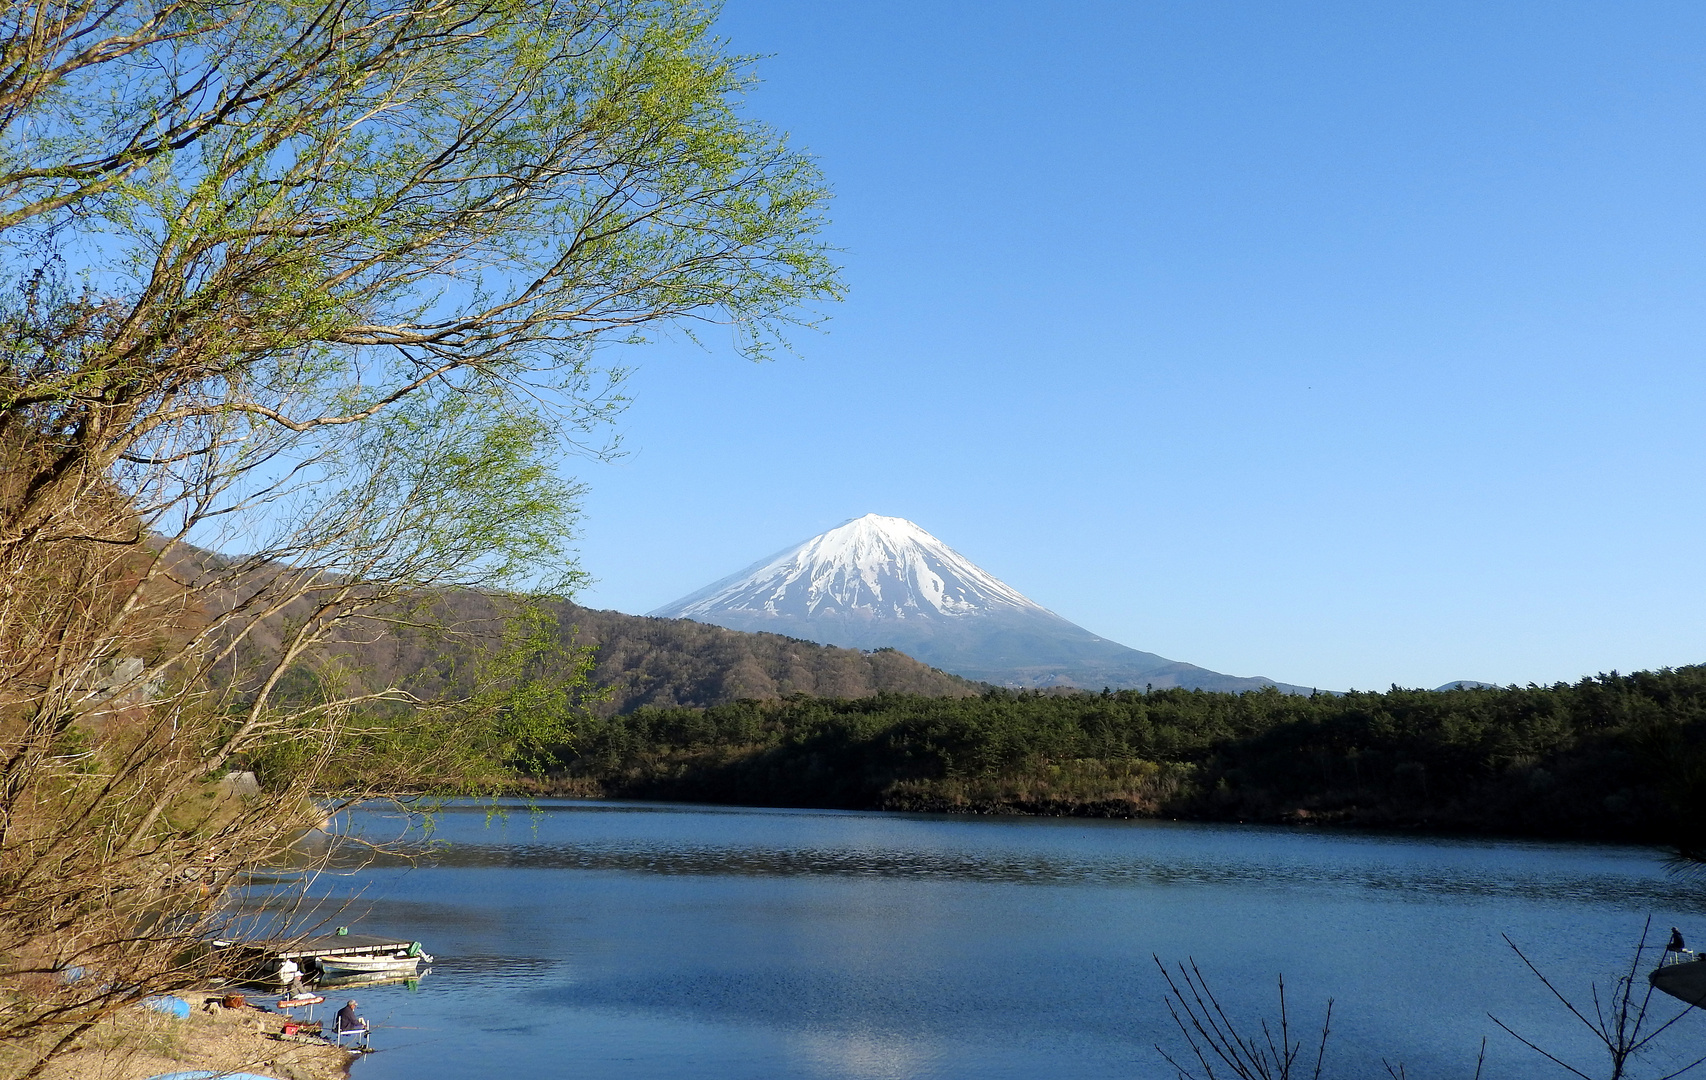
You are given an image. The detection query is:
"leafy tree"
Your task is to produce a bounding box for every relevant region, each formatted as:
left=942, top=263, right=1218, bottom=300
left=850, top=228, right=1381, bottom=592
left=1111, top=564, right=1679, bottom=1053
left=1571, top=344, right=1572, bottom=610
left=0, top=0, right=839, bottom=1073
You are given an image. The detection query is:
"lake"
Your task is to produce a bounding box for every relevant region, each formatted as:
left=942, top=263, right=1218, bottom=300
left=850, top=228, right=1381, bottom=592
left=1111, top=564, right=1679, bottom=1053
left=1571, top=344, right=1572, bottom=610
left=264, top=800, right=1706, bottom=1079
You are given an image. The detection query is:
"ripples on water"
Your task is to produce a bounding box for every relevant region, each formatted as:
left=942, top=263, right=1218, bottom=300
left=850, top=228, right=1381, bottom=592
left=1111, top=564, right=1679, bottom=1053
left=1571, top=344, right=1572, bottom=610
left=261, top=801, right=1706, bottom=1080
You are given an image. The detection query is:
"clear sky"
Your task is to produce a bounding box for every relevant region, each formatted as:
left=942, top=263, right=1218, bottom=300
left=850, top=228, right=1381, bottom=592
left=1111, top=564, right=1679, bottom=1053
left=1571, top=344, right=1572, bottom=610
left=567, top=0, right=1706, bottom=692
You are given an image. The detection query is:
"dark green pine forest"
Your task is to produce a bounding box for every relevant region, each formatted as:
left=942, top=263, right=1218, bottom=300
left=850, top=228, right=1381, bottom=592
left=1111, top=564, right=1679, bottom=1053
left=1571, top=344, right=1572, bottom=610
left=531, top=665, right=1706, bottom=849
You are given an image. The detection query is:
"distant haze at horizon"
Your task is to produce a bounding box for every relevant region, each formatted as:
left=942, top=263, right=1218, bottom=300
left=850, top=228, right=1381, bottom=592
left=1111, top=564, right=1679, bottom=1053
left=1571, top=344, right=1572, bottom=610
left=563, top=1, right=1706, bottom=692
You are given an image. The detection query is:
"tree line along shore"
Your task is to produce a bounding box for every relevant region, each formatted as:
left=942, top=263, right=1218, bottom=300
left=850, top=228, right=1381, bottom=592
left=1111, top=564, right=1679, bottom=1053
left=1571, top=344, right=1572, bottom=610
left=511, top=665, right=1706, bottom=850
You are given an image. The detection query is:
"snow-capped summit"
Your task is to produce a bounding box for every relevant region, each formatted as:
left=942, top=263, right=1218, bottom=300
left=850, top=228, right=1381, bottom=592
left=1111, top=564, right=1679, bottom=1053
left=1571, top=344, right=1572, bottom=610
left=652, top=515, right=1308, bottom=694
left=660, top=513, right=1043, bottom=623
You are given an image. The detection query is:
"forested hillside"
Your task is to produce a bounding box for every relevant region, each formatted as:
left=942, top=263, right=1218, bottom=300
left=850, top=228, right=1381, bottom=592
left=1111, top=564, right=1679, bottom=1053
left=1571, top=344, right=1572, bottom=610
left=335, top=592, right=980, bottom=716
left=558, top=605, right=981, bottom=712
left=531, top=666, right=1706, bottom=847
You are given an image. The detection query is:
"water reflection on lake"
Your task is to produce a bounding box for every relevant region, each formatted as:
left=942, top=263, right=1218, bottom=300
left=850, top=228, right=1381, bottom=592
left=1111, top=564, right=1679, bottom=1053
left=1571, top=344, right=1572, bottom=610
left=270, top=801, right=1706, bottom=1080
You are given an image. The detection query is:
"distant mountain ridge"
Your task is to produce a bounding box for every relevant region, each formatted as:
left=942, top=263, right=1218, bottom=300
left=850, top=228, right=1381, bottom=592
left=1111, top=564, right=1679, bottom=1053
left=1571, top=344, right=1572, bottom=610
left=653, top=514, right=1312, bottom=694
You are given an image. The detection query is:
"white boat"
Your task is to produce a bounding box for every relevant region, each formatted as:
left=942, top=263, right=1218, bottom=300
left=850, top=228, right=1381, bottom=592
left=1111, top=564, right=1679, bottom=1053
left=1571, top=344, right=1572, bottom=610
left=229, top=932, right=437, bottom=988
left=315, top=949, right=432, bottom=978
left=1649, top=949, right=1706, bottom=1007
left=317, top=968, right=432, bottom=991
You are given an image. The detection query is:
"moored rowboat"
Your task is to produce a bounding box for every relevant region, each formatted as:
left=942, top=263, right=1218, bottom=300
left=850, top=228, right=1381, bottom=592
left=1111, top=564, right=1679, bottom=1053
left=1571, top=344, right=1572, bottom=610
left=316, top=950, right=432, bottom=978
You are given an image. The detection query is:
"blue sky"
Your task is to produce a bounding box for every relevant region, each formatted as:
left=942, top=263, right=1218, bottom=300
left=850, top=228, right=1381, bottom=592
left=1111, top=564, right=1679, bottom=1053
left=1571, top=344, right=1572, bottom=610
left=568, top=0, right=1706, bottom=692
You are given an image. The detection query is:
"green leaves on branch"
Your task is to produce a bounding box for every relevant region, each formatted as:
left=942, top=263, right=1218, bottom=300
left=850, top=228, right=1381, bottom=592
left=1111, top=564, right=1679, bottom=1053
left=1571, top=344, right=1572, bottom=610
left=473, top=604, right=607, bottom=778
left=4, top=0, right=840, bottom=362
left=302, top=602, right=607, bottom=791
left=286, top=383, right=589, bottom=594
left=1, top=0, right=842, bottom=560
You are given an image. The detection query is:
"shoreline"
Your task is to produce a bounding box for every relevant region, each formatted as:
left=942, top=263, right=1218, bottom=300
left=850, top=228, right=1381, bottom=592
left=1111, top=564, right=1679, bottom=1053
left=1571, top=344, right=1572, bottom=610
left=500, top=783, right=1679, bottom=851
left=24, top=994, right=354, bottom=1080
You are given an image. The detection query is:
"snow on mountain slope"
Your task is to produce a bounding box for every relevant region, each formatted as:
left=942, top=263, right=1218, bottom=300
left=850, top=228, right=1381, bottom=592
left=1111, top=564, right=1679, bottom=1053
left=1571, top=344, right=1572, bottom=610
left=659, top=514, right=1043, bottom=622
left=651, top=515, right=1311, bottom=694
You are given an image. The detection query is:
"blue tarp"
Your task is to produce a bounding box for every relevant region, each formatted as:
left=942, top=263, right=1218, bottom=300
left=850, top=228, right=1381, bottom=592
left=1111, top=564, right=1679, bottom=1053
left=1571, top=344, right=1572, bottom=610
left=140, top=996, right=190, bottom=1019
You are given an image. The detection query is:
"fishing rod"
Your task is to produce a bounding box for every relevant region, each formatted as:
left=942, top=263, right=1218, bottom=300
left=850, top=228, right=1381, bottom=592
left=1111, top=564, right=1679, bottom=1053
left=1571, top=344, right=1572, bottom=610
left=349, top=1033, right=455, bottom=1056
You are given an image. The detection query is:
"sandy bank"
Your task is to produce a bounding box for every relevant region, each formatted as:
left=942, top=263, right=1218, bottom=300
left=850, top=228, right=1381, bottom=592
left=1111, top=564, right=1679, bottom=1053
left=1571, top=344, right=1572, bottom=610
left=24, top=996, right=353, bottom=1080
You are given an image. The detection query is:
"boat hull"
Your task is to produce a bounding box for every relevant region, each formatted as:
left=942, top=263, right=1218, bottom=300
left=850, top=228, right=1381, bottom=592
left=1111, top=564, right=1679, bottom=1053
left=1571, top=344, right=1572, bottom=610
left=315, top=954, right=424, bottom=978
left=317, top=968, right=432, bottom=991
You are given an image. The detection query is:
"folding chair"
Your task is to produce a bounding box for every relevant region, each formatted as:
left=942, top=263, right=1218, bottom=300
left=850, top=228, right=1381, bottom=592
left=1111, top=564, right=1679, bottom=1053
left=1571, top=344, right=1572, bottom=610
left=333, top=1019, right=370, bottom=1048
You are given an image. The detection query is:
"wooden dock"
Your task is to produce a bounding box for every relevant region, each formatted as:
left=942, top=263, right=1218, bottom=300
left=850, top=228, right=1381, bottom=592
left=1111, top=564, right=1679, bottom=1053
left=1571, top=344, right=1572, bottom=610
left=214, top=933, right=426, bottom=985
left=269, top=934, right=420, bottom=961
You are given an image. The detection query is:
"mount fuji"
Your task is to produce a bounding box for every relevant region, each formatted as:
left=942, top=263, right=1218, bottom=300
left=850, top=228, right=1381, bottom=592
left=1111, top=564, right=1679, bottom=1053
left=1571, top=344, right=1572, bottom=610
left=651, top=514, right=1310, bottom=694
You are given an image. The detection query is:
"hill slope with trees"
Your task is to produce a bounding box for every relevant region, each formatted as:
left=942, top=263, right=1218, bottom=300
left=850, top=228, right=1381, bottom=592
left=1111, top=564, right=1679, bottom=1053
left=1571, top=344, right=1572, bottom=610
left=342, top=593, right=980, bottom=715
left=530, top=666, right=1706, bottom=848
left=561, top=607, right=981, bottom=712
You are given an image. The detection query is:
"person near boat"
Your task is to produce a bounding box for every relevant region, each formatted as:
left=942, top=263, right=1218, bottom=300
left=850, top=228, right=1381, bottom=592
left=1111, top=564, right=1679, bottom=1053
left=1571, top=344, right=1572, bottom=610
left=1668, top=927, right=1686, bottom=953
left=278, top=957, right=307, bottom=996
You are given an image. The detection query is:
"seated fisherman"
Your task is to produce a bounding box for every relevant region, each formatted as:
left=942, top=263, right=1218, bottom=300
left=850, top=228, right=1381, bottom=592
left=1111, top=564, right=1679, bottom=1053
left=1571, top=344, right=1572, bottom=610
left=336, top=999, right=368, bottom=1035
left=278, top=958, right=307, bottom=998
left=1668, top=927, right=1687, bottom=953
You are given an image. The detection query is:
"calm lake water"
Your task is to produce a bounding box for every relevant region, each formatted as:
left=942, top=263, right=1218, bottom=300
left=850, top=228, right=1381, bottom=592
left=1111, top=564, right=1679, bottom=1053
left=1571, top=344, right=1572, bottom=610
left=262, top=801, right=1706, bottom=1079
